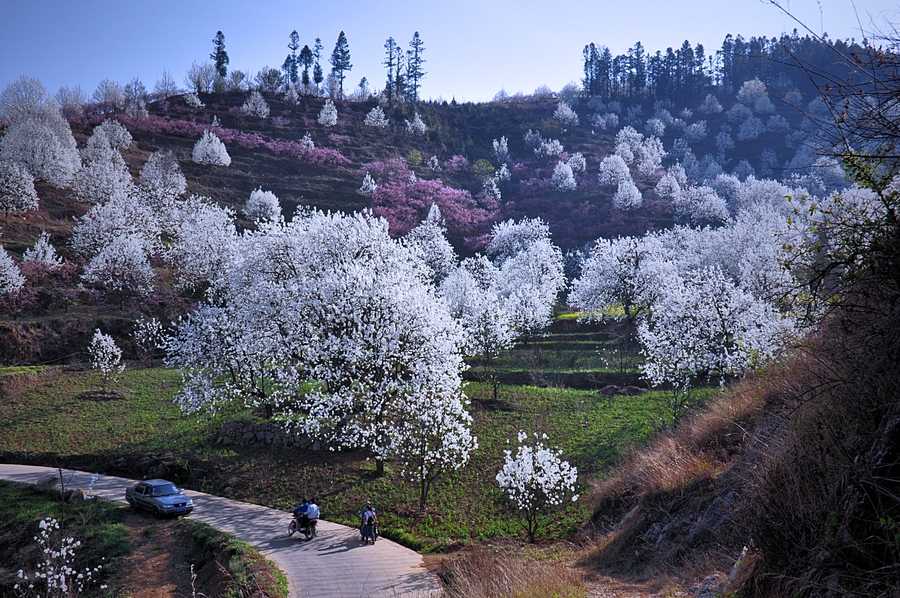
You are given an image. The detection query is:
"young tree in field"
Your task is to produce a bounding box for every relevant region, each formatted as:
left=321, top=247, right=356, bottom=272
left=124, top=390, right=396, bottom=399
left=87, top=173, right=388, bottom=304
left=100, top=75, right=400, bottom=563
left=406, top=31, right=426, bottom=103
left=440, top=256, right=515, bottom=401
left=242, top=90, right=270, bottom=118
left=284, top=30, right=300, bottom=86
left=329, top=31, right=352, bottom=98
left=318, top=99, right=338, bottom=126
left=243, top=187, right=280, bottom=222
left=255, top=67, right=283, bottom=92
left=192, top=131, right=231, bottom=166
left=0, top=245, right=24, bottom=295
left=497, top=431, right=578, bottom=543
left=88, top=329, right=124, bottom=391
left=211, top=31, right=229, bottom=79
left=92, top=119, right=133, bottom=150
left=0, top=161, right=39, bottom=217
left=0, top=75, right=58, bottom=123
left=357, top=173, right=377, bottom=196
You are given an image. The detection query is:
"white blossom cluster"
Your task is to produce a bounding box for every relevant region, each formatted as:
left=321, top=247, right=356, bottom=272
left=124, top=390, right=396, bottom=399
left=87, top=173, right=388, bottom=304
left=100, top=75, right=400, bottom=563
left=183, top=92, right=204, bottom=108
left=0, top=160, right=39, bottom=215
left=357, top=173, right=377, bottom=196
left=0, top=245, right=25, bottom=294
left=15, top=518, right=104, bottom=596
left=491, top=136, right=509, bottom=164
left=550, top=161, right=577, bottom=192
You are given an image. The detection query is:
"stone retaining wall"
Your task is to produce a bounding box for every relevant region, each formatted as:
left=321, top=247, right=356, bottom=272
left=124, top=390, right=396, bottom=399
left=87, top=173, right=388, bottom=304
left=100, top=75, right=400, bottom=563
left=216, top=421, right=320, bottom=450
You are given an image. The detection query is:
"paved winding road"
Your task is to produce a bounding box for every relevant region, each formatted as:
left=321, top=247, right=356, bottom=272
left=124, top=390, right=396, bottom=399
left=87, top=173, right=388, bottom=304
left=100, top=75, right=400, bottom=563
left=0, top=464, right=440, bottom=598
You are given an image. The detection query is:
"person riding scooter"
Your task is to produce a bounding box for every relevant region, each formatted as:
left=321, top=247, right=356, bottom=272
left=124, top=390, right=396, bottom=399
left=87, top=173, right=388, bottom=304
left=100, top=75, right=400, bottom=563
left=293, top=498, right=320, bottom=530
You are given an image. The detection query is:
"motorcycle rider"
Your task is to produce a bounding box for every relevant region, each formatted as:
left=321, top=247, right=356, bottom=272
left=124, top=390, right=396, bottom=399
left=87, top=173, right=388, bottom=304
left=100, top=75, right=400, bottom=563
left=293, top=498, right=318, bottom=530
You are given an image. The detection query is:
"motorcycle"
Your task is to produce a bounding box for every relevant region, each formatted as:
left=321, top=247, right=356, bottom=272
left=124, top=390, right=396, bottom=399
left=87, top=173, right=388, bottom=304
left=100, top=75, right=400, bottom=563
left=288, top=515, right=318, bottom=540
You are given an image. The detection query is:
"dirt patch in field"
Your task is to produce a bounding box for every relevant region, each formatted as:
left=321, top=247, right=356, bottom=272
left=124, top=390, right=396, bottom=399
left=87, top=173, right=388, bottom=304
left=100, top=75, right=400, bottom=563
left=108, top=511, right=199, bottom=598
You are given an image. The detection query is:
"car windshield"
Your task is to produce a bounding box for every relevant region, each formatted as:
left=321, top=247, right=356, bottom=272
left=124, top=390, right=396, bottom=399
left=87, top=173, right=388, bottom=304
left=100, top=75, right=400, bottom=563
left=152, top=483, right=179, bottom=496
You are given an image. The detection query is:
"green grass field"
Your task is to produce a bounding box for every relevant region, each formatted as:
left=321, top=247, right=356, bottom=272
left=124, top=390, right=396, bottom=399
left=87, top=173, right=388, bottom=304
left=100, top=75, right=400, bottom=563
left=0, top=328, right=717, bottom=550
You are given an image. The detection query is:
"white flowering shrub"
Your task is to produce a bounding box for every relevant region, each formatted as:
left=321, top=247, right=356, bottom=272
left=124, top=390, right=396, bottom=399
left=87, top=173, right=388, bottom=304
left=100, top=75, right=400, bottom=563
left=523, top=129, right=543, bottom=152
left=566, top=152, right=586, bottom=174
left=496, top=163, right=511, bottom=182
left=553, top=102, right=579, bottom=128
left=598, top=154, right=630, bottom=187
left=698, top=94, right=723, bottom=114
left=364, top=106, right=389, bottom=127
left=591, top=112, right=619, bottom=130
left=192, top=131, right=231, bottom=166
left=496, top=431, right=578, bottom=542
left=536, top=139, right=564, bottom=158
left=23, top=231, right=63, bottom=269
left=243, top=187, right=280, bottom=222
left=0, top=114, right=81, bottom=188
left=132, top=316, right=165, bottom=361
left=183, top=92, right=204, bottom=108
left=684, top=121, right=708, bottom=142
left=0, top=160, right=39, bottom=215
left=428, top=155, right=442, bottom=172
left=482, top=176, right=502, bottom=201
left=88, top=329, right=124, bottom=390
left=358, top=173, right=377, bottom=196
left=645, top=117, right=666, bottom=137
left=613, top=179, right=643, bottom=210
left=299, top=132, right=314, bottom=150
left=550, top=161, right=577, bottom=192
left=92, top=119, right=132, bottom=150
left=405, top=112, right=427, bottom=136
left=491, top=136, right=509, bottom=164
left=14, top=517, right=104, bottom=597
left=242, top=90, right=270, bottom=118
left=737, top=78, right=774, bottom=113
left=737, top=116, right=766, bottom=141
left=284, top=86, right=300, bottom=106
left=318, top=99, right=338, bottom=126
left=0, top=245, right=25, bottom=294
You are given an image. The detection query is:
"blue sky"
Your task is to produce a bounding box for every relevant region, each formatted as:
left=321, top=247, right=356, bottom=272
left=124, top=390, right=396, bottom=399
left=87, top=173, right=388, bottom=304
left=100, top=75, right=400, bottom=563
left=1, top=0, right=897, bottom=103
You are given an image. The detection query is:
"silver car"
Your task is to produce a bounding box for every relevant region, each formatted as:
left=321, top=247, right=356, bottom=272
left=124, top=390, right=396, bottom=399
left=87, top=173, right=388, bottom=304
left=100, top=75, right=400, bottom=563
left=125, top=479, right=193, bottom=518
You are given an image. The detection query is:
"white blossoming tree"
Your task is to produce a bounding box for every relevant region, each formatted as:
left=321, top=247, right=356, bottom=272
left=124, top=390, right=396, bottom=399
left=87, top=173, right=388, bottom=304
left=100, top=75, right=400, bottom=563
left=72, top=136, right=135, bottom=204
left=192, top=131, right=231, bottom=166
left=242, top=90, right=270, bottom=118
left=496, top=431, right=578, bottom=542
left=491, top=136, right=510, bottom=164
left=243, top=187, right=280, bottom=222
left=550, top=161, right=577, bottom=192
left=363, top=106, right=388, bottom=127
left=318, top=99, right=338, bottom=126
left=14, top=517, right=104, bottom=596
left=139, top=150, right=187, bottom=232
left=166, top=210, right=476, bottom=486
left=81, top=233, right=155, bottom=300
left=613, top=179, right=643, bottom=210
left=22, top=231, right=63, bottom=270
left=89, top=329, right=124, bottom=390
left=405, top=112, right=427, bottom=136
left=0, top=160, right=39, bottom=216
left=0, top=245, right=25, bottom=295
left=357, top=173, right=377, bottom=196
left=553, top=101, right=579, bottom=128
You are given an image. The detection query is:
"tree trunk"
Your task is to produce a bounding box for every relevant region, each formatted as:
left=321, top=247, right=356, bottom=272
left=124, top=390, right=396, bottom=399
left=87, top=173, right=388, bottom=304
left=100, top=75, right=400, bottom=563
left=376, top=458, right=384, bottom=476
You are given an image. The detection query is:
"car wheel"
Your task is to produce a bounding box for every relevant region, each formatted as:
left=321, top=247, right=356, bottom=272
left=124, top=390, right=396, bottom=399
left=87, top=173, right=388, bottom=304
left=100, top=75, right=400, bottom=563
left=153, top=506, right=162, bottom=519
left=127, top=498, right=136, bottom=510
